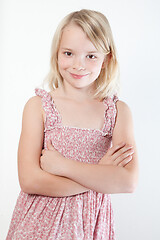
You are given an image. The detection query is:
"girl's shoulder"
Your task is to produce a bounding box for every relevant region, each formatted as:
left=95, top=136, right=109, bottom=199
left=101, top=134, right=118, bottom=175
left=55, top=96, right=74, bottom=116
left=24, top=95, right=43, bottom=110
left=25, top=94, right=45, bottom=109
left=23, top=95, right=45, bottom=124
left=114, top=100, right=133, bottom=134
left=116, top=100, right=132, bottom=116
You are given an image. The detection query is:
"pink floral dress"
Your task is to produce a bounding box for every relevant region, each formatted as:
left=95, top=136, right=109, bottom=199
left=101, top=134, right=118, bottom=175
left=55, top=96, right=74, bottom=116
left=6, top=88, right=118, bottom=240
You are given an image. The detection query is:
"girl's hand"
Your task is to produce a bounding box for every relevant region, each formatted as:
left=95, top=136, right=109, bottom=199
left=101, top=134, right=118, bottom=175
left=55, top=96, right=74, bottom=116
left=40, top=140, right=67, bottom=176
left=99, top=142, right=134, bottom=167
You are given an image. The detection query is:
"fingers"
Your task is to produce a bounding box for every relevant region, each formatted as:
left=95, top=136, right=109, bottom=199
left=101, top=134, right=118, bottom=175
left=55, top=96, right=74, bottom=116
left=114, top=148, right=134, bottom=166
left=107, top=142, right=134, bottom=167
left=118, top=155, right=133, bottom=167
left=41, top=140, right=55, bottom=156
left=41, top=140, right=54, bottom=156
left=47, top=140, right=54, bottom=150
left=109, top=142, right=126, bottom=156
left=109, top=143, right=133, bottom=162
left=41, top=149, right=45, bottom=155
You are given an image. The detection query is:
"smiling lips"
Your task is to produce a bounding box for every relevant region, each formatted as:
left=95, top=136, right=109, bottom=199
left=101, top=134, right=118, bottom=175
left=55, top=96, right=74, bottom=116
left=70, top=72, right=89, bottom=79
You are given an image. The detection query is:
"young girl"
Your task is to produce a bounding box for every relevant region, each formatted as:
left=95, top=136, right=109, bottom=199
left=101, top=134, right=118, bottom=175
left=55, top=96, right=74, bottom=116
left=7, top=9, right=138, bottom=240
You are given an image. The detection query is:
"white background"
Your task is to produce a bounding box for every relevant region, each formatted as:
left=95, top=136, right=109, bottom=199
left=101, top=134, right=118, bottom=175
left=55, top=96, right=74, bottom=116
left=0, top=0, right=160, bottom=239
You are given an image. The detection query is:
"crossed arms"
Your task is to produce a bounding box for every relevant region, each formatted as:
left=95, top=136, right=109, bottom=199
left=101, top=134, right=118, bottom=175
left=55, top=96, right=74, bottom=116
left=18, top=96, right=138, bottom=197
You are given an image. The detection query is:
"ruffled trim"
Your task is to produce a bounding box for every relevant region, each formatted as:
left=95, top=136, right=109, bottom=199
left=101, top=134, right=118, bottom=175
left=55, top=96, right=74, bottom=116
left=35, top=88, right=59, bottom=132
left=102, top=95, right=118, bottom=137
left=35, top=88, right=118, bottom=136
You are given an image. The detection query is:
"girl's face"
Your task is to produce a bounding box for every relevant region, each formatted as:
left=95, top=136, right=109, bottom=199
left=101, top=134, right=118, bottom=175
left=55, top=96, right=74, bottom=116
left=57, top=23, right=106, bottom=91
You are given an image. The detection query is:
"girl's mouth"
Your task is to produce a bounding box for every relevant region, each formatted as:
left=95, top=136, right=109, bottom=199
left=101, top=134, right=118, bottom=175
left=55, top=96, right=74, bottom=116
left=70, top=73, right=89, bottom=79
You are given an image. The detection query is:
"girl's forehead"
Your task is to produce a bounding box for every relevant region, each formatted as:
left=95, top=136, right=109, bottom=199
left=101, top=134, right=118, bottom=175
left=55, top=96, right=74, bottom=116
left=62, top=23, right=84, bottom=34
left=59, top=24, right=97, bottom=52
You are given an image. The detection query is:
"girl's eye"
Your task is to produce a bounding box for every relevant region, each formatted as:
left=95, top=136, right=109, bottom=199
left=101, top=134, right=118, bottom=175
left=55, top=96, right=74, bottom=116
left=87, top=55, right=97, bottom=59
left=64, top=51, right=72, bottom=56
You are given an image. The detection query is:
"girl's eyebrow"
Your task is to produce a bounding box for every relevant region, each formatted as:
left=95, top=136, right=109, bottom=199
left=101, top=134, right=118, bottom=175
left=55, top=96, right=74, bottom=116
left=61, top=48, right=98, bottom=53
left=62, top=48, right=72, bottom=51
left=88, top=51, right=98, bottom=54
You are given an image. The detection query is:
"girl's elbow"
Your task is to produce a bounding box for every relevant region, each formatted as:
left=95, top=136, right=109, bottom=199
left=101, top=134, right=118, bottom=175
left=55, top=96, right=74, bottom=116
left=125, top=176, right=138, bottom=193
left=19, top=172, right=39, bottom=194
left=19, top=177, right=34, bottom=194
left=126, top=182, right=136, bottom=193
left=124, top=165, right=139, bottom=193
left=18, top=162, right=43, bottom=194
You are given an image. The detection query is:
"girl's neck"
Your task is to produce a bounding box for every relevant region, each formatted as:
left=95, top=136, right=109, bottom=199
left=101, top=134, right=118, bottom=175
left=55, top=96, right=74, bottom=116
left=57, top=82, right=96, bottom=102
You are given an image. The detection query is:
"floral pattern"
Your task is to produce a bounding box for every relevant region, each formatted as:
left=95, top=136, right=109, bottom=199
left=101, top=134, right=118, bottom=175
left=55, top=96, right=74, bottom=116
left=6, top=88, right=118, bottom=240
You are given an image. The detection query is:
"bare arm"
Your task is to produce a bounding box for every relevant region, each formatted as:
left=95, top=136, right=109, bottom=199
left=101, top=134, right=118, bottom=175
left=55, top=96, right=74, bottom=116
left=41, top=101, right=138, bottom=194
left=18, top=96, right=89, bottom=197
left=111, top=100, right=139, bottom=188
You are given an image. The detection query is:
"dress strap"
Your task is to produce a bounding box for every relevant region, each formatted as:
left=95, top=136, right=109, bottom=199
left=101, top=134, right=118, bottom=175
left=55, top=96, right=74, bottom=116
left=35, top=88, right=60, bottom=132
left=102, top=95, right=119, bottom=137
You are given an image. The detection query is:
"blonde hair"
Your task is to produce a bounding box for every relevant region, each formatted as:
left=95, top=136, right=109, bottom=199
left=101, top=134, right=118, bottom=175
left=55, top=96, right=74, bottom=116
left=44, top=9, right=120, bottom=100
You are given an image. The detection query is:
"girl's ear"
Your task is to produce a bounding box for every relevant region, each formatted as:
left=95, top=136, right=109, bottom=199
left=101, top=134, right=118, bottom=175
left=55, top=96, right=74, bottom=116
left=102, top=58, right=106, bottom=69
left=102, top=53, right=112, bottom=69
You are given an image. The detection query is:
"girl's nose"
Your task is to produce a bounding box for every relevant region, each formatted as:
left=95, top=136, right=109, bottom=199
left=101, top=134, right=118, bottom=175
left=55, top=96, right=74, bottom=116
left=72, top=57, right=85, bottom=71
